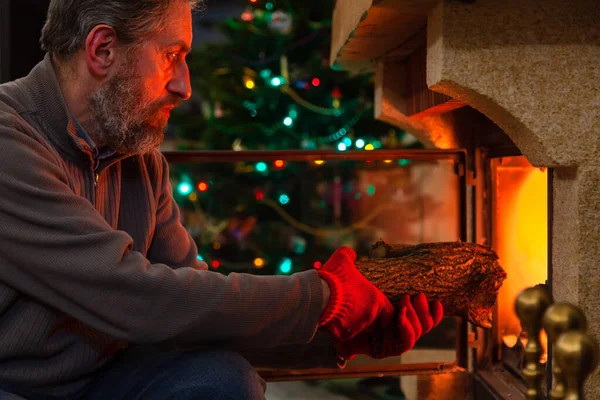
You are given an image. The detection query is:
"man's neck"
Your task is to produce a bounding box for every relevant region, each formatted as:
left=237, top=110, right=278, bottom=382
left=52, top=55, right=100, bottom=142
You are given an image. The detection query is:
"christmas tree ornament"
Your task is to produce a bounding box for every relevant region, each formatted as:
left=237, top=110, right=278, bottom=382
left=214, top=102, right=224, bottom=118
left=268, top=10, right=293, bottom=34
left=290, top=236, right=307, bottom=254
left=231, top=138, right=246, bottom=151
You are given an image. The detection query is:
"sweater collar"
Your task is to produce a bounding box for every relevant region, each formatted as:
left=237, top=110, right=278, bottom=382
left=23, top=54, right=91, bottom=161
left=23, top=54, right=128, bottom=169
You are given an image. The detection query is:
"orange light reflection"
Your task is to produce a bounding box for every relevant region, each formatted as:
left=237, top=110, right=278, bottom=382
left=494, top=157, right=548, bottom=363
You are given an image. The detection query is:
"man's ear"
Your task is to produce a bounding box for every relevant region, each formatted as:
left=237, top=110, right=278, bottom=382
left=85, top=25, right=119, bottom=78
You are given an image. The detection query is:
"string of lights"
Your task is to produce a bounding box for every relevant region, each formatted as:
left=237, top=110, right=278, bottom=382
left=316, top=109, right=368, bottom=144
left=279, top=56, right=343, bottom=116
left=258, top=198, right=399, bottom=237
left=178, top=181, right=400, bottom=239
left=281, top=85, right=342, bottom=116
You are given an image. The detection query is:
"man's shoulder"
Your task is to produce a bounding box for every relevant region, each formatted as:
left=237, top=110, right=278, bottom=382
left=0, top=95, right=33, bottom=140
left=0, top=78, right=32, bottom=116
left=0, top=78, right=40, bottom=139
left=0, top=88, right=39, bottom=139
left=0, top=82, right=54, bottom=161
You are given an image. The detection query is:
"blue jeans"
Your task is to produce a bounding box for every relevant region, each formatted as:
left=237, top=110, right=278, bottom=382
left=0, top=347, right=266, bottom=400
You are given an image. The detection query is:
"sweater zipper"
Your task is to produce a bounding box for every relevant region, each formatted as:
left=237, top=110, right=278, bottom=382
left=90, top=166, right=98, bottom=208
left=92, top=154, right=99, bottom=207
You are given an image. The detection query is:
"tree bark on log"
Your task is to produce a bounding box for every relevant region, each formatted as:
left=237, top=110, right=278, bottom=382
left=355, top=241, right=507, bottom=328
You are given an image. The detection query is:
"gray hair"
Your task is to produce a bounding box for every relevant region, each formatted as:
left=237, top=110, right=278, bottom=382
left=40, top=0, right=203, bottom=61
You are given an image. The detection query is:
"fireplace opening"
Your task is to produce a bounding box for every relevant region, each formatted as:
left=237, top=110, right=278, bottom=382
left=473, top=151, right=552, bottom=399
left=491, top=155, right=549, bottom=373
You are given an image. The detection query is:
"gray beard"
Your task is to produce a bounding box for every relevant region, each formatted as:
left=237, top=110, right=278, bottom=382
left=87, top=62, right=168, bottom=155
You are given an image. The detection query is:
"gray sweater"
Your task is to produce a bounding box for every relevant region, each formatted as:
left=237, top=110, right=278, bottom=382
left=0, top=54, right=337, bottom=396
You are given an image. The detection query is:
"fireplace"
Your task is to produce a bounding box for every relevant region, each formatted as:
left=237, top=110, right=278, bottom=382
left=472, top=150, right=552, bottom=399
left=163, top=148, right=472, bottom=392
left=325, top=0, right=600, bottom=397
left=162, top=138, right=555, bottom=397
left=161, top=131, right=549, bottom=398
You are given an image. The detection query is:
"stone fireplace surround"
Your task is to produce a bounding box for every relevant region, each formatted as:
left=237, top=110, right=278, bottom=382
left=370, top=0, right=600, bottom=396
left=330, top=0, right=598, bottom=396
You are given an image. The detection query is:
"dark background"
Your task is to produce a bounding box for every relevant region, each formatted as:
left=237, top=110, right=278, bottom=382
left=0, top=0, right=242, bottom=83
left=1, top=0, right=50, bottom=82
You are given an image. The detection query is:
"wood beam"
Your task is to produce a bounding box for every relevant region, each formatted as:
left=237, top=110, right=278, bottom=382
left=374, top=47, right=466, bottom=149
left=330, top=0, right=440, bottom=72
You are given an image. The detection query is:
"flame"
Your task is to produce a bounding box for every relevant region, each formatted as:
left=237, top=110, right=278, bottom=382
left=502, top=334, right=519, bottom=348
left=494, top=157, right=548, bottom=362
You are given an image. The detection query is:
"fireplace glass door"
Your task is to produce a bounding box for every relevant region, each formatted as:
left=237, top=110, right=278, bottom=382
left=163, top=149, right=468, bottom=382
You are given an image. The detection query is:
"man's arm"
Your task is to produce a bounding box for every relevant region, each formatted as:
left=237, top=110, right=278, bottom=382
left=145, top=151, right=331, bottom=319
left=0, top=123, right=324, bottom=350
left=143, top=152, right=337, bottom=367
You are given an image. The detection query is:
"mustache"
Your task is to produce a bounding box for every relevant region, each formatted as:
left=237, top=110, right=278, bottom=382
left=155, top=97, right=183, bottom=110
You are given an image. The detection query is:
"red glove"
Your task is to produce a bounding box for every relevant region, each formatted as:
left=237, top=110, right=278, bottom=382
left=336, top=292, right=443, bottom=360
left=317, top=247, right=394, bottom=342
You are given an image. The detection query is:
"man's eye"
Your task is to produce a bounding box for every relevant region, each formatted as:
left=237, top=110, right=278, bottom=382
left=166, top=52, right=179, bottom=63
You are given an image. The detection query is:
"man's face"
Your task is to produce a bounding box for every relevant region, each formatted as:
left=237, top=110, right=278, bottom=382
left=88, top=1, right=193, bottom=155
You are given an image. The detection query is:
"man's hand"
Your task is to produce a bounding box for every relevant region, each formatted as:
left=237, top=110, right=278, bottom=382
left=336, top=292, right=443, bottom=360
left=317, top=247, right=394, bottom=342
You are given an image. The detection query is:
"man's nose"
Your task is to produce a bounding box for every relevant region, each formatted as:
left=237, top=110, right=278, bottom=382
left=167, top=62, right=192, bottom=101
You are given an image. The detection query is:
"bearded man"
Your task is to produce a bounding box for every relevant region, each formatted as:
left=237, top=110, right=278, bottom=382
left=0, top=1, right=442, bottom=399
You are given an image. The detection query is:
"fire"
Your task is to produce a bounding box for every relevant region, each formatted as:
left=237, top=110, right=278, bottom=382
left=494, top=157, right=548, bottom=362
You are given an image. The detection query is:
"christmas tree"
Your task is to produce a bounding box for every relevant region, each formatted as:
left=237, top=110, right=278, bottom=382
left=166, top=0, right=424, bottom=276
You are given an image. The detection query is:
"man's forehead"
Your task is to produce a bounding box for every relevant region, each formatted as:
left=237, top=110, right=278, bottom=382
left=159, top=2, right=193, bottom=50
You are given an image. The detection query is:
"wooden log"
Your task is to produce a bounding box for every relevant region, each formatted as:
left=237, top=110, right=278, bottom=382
left=355, top=240, right=507, bottom=328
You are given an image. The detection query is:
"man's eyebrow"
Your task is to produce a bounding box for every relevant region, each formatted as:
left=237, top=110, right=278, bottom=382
left=168, top=40, right=192, bottom=53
